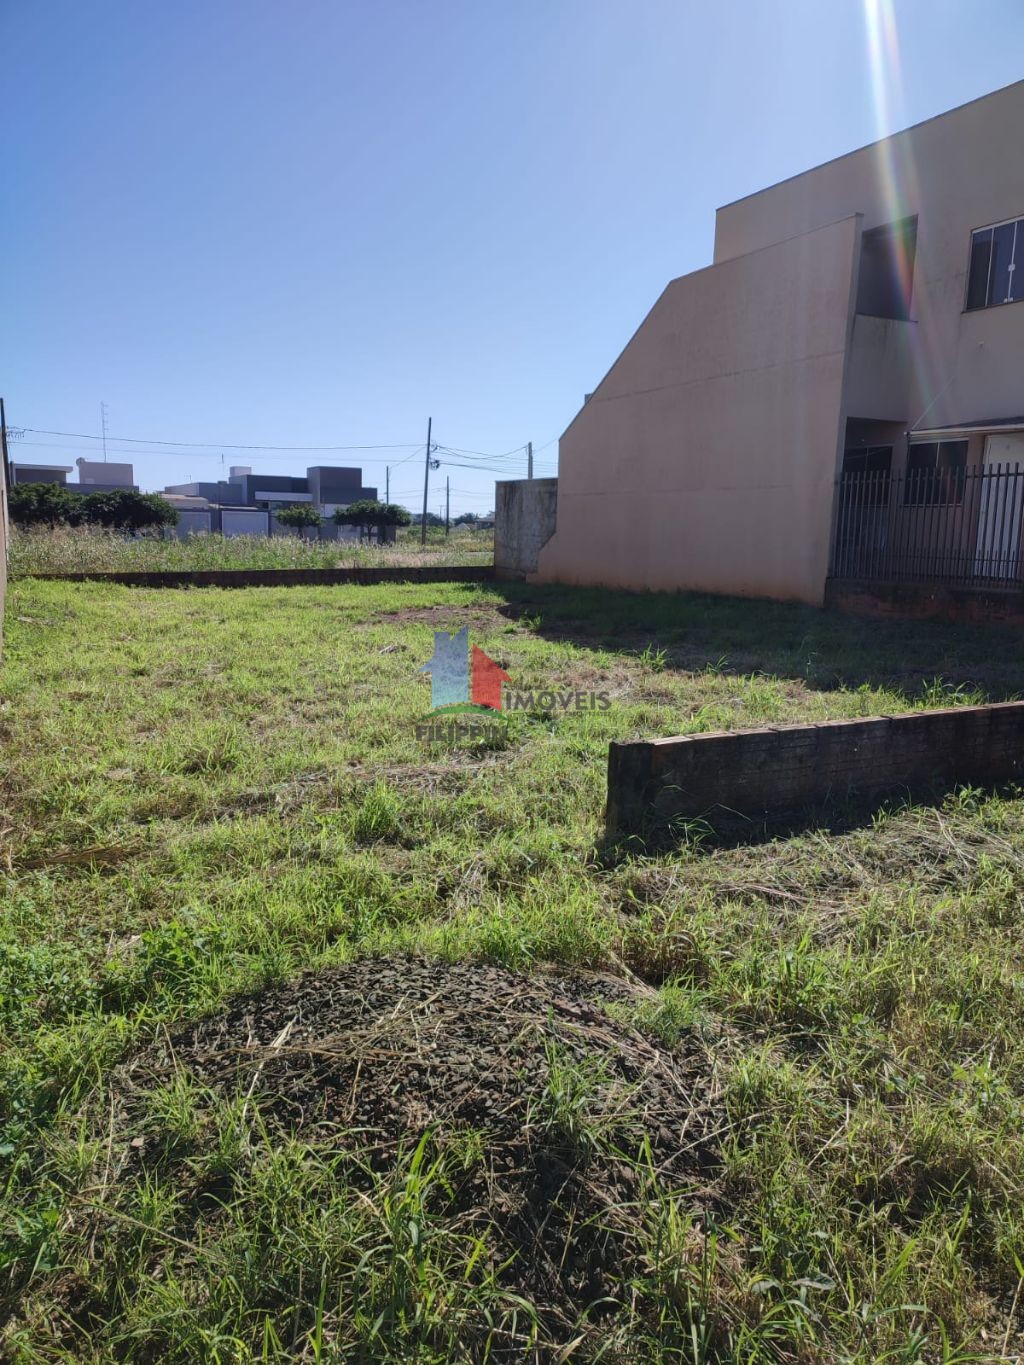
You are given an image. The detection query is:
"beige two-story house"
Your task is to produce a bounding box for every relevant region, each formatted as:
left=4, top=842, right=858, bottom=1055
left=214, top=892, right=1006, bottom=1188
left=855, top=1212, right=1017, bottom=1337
left=536, top=81, right=1024, bottom=605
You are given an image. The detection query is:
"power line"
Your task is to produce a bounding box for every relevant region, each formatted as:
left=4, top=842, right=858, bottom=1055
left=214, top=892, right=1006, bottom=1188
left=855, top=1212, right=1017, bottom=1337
left=385, top=443, right=425, bottom=472
left=437, top=458, right=538, bottom=474
left=19, top=431, right=550, bottom=472
left=16, top=422, right=556, bottom=484
left=433, top=445, right=528, bottom=462
left=15, top=438, right=428, bottom=469
left=434, top=442, right=528, bottom=459
left=23, top=426, right=421, bottom=452
left=531, top=434, right=560, bottom=456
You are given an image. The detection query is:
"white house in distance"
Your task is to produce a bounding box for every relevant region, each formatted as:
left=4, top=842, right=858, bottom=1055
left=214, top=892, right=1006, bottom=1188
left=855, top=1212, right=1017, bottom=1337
left=532, top=81, right=1024, bottom=607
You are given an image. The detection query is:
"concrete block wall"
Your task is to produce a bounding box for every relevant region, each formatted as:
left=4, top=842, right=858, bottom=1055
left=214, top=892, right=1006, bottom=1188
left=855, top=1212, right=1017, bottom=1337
left=494, top=477, right=557, bottom=579
left=607, top=702, right=1024, bottom=841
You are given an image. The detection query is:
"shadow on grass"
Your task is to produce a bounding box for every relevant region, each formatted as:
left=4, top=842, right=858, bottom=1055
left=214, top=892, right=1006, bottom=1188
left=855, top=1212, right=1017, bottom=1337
left=598, top=781, right=1012, bottom=862
left=487, top=581, right=1024, bottom=704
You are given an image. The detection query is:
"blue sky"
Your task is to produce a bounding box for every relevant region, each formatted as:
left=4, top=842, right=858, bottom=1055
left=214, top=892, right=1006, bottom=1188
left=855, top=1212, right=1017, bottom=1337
left=3, top=1, right=1022, bottom=513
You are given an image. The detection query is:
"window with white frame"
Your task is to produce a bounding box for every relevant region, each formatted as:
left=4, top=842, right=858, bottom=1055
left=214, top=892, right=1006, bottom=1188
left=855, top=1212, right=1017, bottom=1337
left=966, top=217, right=1023, bottom=309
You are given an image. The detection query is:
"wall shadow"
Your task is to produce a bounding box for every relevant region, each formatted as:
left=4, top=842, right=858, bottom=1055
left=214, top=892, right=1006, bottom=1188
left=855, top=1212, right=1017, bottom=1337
left=598, top=780, right=1017, bottom=861
left=485, top=581, right=1024, bottom=705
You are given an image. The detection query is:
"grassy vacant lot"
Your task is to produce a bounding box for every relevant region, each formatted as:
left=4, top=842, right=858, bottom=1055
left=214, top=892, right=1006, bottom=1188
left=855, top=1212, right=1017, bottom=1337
left=2, top=577, right=1024, bottom=1361
left=9, top=524, right=492, bottom=575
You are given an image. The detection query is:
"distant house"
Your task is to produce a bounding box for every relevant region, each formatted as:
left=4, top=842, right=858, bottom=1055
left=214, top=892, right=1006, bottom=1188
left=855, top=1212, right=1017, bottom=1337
left=75, top=458, right=137, bottom=493
left=535, top=80, right=1024, bottom=606
left=10, top=463, right=73, bottom=485
left=161, top=464, right=380, bottom=540
left=11, top=459, right=138, bottom=495
left=164, top=464, right=377, bottom=517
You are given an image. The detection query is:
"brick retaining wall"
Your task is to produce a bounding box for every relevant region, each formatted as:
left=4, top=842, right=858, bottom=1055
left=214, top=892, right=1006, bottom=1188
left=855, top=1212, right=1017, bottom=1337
left=23, top=566, right=494, bottom=589
left=606, top=702, right=1024, bottom=842
left=825, top=578, right=1024, bottom=625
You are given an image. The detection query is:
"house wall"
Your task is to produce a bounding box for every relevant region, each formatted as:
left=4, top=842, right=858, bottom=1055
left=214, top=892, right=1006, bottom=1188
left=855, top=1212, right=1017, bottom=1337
left=535, top=216, right=861, bottom=605
left=10, top=465, right=71, bottom=485
left=76, top=459, right=134, bottom=487
left=306, top=467, right=377, bottom=505
left=844, top=316, right=915, bottom=422
left=172, top=508, right=214, bottom=538
left=715, top=80, right=1024, bottom=433
left=164, top=481, right=245, bottom=505
left=220, top=507, right=269, bottom=537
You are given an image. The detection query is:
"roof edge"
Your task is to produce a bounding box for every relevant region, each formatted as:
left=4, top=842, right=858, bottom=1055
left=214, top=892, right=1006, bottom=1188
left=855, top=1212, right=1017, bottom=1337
left=716, top=79, right=1024, bottom=216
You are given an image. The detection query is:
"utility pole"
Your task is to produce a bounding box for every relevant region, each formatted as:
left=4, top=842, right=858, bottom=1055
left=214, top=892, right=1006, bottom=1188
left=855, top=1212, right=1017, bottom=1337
left=420, top=416, right=432, bottom=546
left=527, top=440, right=533, bottom=480
left=100, top=401, right=109, bottom=462
left=445, top=477, right=450, bottom=536
left=386, top=466, right=390, bottom=504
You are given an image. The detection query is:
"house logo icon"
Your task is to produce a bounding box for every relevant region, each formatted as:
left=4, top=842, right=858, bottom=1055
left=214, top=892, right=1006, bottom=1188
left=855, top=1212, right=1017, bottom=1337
left=419, top=627, right=512, bottom=712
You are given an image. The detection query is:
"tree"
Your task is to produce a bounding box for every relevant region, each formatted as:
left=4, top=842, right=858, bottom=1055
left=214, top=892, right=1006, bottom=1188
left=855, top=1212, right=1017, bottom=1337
left=275, top=503, right=322, bottom=530
left=334, top=499, right=412, bottom=542
left=9, top=483, right=178, bottom=532
left=80, top=490, right=179, bottom=531
left=454, top=512, right=480, bottom=526
left=9, top=482, right=84, bottom=527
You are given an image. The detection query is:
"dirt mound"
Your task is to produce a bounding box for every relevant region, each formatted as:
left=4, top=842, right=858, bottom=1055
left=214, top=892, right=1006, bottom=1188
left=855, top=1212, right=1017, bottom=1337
left=114, top=957, right=723, bottom=1352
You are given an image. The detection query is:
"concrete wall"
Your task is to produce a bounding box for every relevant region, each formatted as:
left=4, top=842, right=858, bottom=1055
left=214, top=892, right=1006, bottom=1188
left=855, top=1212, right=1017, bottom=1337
left=495, top=478, right=557, bottom=579
left=307, top=466, right=377, bottom=505
left=164, top=481, right=245, bottom=505
left=11, top=464, right=72, bottom=485
left=606, top=701, right=1024, bottom=841
left=843, top=316, right=916, bottom=422
left=169, top=508, right=366, bottom=541
left=221, top=508, right=270, bottom=537
left=715, top=80, right=1024, bottom=435
left=535, top=216, right=861, bottom=604
left=171, top=508, right=214, bottom=538
left=76, top=459, right=134, bottom=487
left=266, top=516, right=358, bottom=541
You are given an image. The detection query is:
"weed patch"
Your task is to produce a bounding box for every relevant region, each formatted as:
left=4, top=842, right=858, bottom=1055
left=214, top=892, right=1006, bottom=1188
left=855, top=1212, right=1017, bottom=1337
left=3, top=578, right=1024, bottom=1358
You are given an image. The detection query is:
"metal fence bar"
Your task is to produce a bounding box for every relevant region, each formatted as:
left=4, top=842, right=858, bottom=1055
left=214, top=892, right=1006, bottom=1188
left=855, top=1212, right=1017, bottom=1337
left=830, top=465, right=1024, bottom=586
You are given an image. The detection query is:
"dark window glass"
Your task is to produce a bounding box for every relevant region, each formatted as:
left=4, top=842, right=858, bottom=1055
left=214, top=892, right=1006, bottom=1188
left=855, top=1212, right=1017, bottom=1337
left=857, top=219, right=917, bottom=319
left=966, top=228, right=993, bottom=309
left=842, top=445, right=892, bottom=506
left=967, top=218, right=1024, bottom=309
left=843, top=445, right=892, bottom=474
left=990, top=221, right=1016, bottom=304
left=905, top=440, right=968, bottom=506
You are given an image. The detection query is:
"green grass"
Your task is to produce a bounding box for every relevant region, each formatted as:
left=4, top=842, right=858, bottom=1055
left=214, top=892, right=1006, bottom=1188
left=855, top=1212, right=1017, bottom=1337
left=2, top=577, right=1024, bottom=1359
left=9, top=523, right=492, bottom=575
